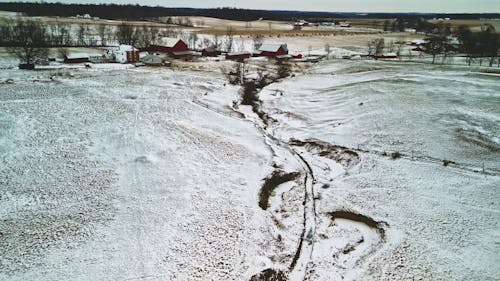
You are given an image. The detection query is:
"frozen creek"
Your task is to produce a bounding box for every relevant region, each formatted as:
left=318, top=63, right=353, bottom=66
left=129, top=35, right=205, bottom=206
left=1, top=60, right=499, bottom=281
left=257, top=60, right=500, bottom=280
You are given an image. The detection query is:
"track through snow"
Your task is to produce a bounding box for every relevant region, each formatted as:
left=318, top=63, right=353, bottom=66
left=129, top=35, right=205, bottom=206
left=257, top=60, right=500, bottom=280
left=194, top=77, right=387, bottom=281
left=192, top=96, right=320, bottom=281
left=2, top=61, right=498, bottom=280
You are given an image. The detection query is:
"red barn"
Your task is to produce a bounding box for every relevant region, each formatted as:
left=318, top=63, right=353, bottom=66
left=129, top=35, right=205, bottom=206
left=225, top=52, right=252, bottom=61
left=150, top=38, right=189, bottom=56
left=258, top=44, right=289, bottom=58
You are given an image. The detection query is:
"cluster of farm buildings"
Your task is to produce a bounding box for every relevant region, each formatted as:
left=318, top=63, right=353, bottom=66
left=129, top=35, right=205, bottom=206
left=62, top=37, right=300, bottom=66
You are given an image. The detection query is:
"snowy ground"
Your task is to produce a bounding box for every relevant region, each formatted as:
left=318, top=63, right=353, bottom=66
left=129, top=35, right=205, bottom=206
left=0, top=65, right=281, bottom=280
left=258, top=60, right=500, bottom=280
left=1, top=58, right=499, bottom=281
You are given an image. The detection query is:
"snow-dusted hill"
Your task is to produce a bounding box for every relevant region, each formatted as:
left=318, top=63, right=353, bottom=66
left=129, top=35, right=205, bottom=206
left=258, top=60, right=500, bottom=280
left=0, top=66, right=276, bottom=280
left=1, top=60, right=499, bottom=281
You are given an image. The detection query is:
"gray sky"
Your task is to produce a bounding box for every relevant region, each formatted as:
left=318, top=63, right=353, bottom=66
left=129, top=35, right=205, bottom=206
left=5, top=0, right=500, bottom=13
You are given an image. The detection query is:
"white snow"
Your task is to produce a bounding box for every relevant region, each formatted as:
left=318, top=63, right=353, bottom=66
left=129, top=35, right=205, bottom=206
left=1, top=57, right=499, bottom=281
left=0, top=66, right=276, bottom=280
left=258, top=59, right=500, bottom=280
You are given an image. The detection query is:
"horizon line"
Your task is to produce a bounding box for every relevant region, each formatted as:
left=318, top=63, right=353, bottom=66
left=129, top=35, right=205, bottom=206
left=1, top=1, right=500, bottom=15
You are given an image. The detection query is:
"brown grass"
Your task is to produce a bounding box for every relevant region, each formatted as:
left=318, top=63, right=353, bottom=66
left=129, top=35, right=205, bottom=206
left=198, top=28, right=373, bottom=37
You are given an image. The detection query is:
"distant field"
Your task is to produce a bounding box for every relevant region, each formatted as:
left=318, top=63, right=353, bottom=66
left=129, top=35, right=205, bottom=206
left=428, top=19, right=500, bottom=31
left=197, top=28, right=374, bottom=37
left=2, top=12, right=498, bottom=34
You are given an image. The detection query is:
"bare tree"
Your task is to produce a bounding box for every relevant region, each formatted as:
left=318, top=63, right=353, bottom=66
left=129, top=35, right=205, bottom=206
left=86, top=26, right=97, bottom=46
left=116, top=22, right=137, bottom=45
left=383, top=20, right=390, bottom=31
left=137, top=25, right=152, bottom=48
left=225, top=26, right=234, bottom=52
left=0, top=19, right=14, bottom=46
left=423, top=34, right=447, bottom=64
left=479, top=24, right=499, bottom=67
left=97, top=24, right=109, bottom=46
left=7, top=18, right=49, bottom=68
left=201, top=38, right=211, bottom=49
left=213, top=35, right=221, bottom=50
left=368, top=38, right=385, bottom=58
left=325, top=43, right=331, bottom=59
left=252, top=34, right=263, bottom=51
left=58, top=24, right=72, bottom=46
left=367, top=40, right=374, bottom=56
left=76, top=24, right=87, bottom=46
left=277, top=61, right=292, bottom=78
left=189, top=33, right=198, bottom=49
left=387, top=40, right=395, bottom=53
left=150, top=27, right=160, bottom=45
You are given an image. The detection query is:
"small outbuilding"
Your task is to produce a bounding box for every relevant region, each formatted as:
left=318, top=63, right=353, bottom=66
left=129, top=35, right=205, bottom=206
left=376, top=53, right=398, bottom=59
left=201, top=47, right=222, bottom=57
left=141, top=54, right=164, bottom=66
left=258, top=44, right=289, bottom=58
left=172, top=51, right=201, bottom=59
left=64, top=54, right=90, bottom=64
left=410, top=39, right=427, bottom=46
left=225, top=52, right=252, bottom=61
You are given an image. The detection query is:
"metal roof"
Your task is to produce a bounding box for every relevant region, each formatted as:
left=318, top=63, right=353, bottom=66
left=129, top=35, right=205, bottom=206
left=118, top=44, right=138, bottom=51
left=259, top=44, right=288, bottom=53
left=161, top=37, right=183, bottom=48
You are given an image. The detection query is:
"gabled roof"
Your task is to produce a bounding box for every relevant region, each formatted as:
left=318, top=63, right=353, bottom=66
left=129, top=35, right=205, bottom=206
left=226, top=52, right=251, bottom=56
left=259, top=44, right=288, bottom=53
left=118, top=44, right=138, bottom=51
left=161, top=37, right=184, bottom=48
left=65, top=53, right=91, bottom=59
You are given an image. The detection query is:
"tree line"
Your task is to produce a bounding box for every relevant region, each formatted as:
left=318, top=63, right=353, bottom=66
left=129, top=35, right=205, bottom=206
left=0, top=18, right=196, bottom=48
left=1, top=18, right=247, bottom=67
left=369, top=22, right=499, bottom=66
left=423, top=22, right=498, bottom=65
left=1, top=2, right=499, bottom=21
left=382, top=17, right=440, bottom=33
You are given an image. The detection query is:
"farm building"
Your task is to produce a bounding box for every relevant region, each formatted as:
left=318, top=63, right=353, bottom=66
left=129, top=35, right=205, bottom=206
left=410, top=39, right=427, bottom=46
left=64, top=54, right=90, bottom=64
left=377, top=53, right=398, bottom=59
left=150, top=38, right=189, bottom=56
left=172, top=51, right=201, bottom=59
left=276, top=54, right=293, bottom=61
left=201, top=47, right=222, bottom=57
left=225, top=52, right=252, bottom=61
left=141, top=54, right=164, bottom=66
left=109, top=45, right=141, bottom=63
left=336, top=21, right=351, bottom=27
left=258, top=44, right=289, bottom=58
left=89, top=55, right=109, bottom=63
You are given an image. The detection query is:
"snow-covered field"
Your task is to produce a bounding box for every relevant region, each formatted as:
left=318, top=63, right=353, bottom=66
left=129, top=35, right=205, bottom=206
left=1, top=59, right=499, bottom=281
left=258, top=60, right=500, bottom=280
left=0, top=66, right=279, bottom=280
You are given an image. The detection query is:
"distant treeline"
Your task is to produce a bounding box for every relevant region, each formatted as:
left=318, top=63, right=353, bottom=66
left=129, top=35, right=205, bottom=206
left=0, top=2, right=499, bottom=21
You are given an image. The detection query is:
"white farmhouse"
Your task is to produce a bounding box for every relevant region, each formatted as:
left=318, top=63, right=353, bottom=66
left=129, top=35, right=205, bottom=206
left=108, top=44, right=141, bottom=64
